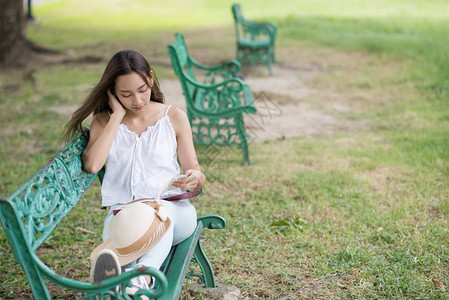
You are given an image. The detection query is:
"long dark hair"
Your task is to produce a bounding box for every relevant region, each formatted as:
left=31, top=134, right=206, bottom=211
left=63, top=50, right=164, bottom=141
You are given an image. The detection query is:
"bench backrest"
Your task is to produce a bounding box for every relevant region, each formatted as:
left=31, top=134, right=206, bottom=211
left=231, top=3, right=244, bottom=23
left=167, top=33, right=200, bottom=110
left=232, top=4, right=245, bottom=40
left=0, top=131, right=99, bottom=256
left=167, top=33, right=196, bottom=81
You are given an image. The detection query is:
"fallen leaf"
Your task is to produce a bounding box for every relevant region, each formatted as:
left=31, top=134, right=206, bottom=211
left=432, top=279, right=445, bottom=290
left=76, top=227, right=95, bottom=235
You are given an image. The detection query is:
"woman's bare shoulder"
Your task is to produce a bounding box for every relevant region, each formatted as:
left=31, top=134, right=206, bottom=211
left=166, top=105, right=189, bottom=133
left=167, top=105, right=188, bottom=121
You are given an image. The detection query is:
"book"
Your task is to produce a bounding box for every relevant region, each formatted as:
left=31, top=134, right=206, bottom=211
left=112, top=174, right=201, bottom=215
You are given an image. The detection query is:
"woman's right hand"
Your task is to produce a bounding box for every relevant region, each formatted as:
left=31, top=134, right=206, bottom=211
left=107, top=89, right=126, bottom=119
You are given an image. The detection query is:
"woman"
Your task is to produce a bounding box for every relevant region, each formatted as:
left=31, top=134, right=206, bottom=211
left=64, top=50, right=205, bottom=294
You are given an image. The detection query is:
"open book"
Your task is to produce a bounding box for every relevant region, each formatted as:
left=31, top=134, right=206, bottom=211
left=112, top=174, right=202, bottom=215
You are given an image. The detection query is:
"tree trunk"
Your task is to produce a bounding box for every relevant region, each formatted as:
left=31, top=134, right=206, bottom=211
left=0, top=0, right=32, bottom=67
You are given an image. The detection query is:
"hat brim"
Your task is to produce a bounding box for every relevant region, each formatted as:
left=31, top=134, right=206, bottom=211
left=91, top=217, right=171, bottom=266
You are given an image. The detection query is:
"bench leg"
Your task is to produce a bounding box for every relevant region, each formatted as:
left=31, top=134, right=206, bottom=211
left=193, top=238, right=216, bottom=288
left=263, top=48, right=274, bottom=75
left=235, top=115, right=252, bottom=165
left=0, top=201, right=51, bottom=299
left=266, top=58, right=273, bottom=75
left=236, top=46, right=274, bottom=75
left=236, top=47, right=241, bottom=63
left=191, top=215, right=226, bottom=288
left=190, top=215, right=226, bottom=288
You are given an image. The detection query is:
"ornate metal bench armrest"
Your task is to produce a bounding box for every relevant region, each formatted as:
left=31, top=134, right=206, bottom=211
left=243, top=19, right=276, bottom=30
left=32, top=251, right=168, bottom=298
left=189, top=56, right=241, bottom=74
left=183, top=72, right=246, bottom=90
left=243, top=25, right=273, bottom=38
left=189, top=56, right=241, bottom=84
left=184, top=74, right=255, bottom=117
left=197, top=215, right=226, bottom=230
left=240, top=20, right=277, bottom=39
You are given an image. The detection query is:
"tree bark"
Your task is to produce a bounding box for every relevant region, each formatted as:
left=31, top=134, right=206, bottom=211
left=0, top=0, right=33, bottom=67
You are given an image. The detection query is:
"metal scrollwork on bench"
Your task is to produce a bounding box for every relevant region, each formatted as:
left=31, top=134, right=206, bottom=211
left=0, top=128, right=227, bottom=299
left=7, top=133, right=97, bottom=250
left=190, top=115, right=240, bottom=147
left=186, top=256, right=206, bottom=285
left=168, top=33, right=256, bottom=165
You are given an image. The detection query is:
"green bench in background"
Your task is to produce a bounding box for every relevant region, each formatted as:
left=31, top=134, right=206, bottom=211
left=0, top=130, right=226, bottom=299
left=167, top=33, right=257, bottom=165
left=231, top=3, right=277, bottom=75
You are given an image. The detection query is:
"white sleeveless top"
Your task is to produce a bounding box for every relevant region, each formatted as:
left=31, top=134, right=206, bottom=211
left=101, top=105, right=183, bottom=206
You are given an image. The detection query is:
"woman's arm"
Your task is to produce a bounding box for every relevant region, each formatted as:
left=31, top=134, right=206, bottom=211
left=169, top=107, right=206, bottom=190
left=82, top=91, right=126, bottom=174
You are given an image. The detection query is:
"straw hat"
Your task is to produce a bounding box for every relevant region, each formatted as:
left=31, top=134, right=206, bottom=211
left=91, top=201, right=171, bottom=266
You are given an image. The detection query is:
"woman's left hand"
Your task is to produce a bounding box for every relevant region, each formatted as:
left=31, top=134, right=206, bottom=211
left=172, top=169, right=204, bottom=190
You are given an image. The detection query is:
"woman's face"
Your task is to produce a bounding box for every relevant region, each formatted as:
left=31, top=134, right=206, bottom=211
left=114, top=72, right=153, bottom=113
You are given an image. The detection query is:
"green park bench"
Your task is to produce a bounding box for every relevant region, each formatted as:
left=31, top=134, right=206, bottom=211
left=0, top=130, right=226, bottom=300
left=231, top=3, right=277, bottom=75
left=167, top=33, right=257, bottom=165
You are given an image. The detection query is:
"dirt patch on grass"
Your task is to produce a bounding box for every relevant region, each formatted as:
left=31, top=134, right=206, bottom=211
left=161, top=57, right=361, bottom=142
left=241, top=63, right=356, bottom=141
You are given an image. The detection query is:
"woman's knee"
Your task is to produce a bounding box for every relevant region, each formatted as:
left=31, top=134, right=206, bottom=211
left=173, top=207, right=197, bottom=244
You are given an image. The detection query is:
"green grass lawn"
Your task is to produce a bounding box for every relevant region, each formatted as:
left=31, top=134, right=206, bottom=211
left=1, top=0, right=449, bottom=298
